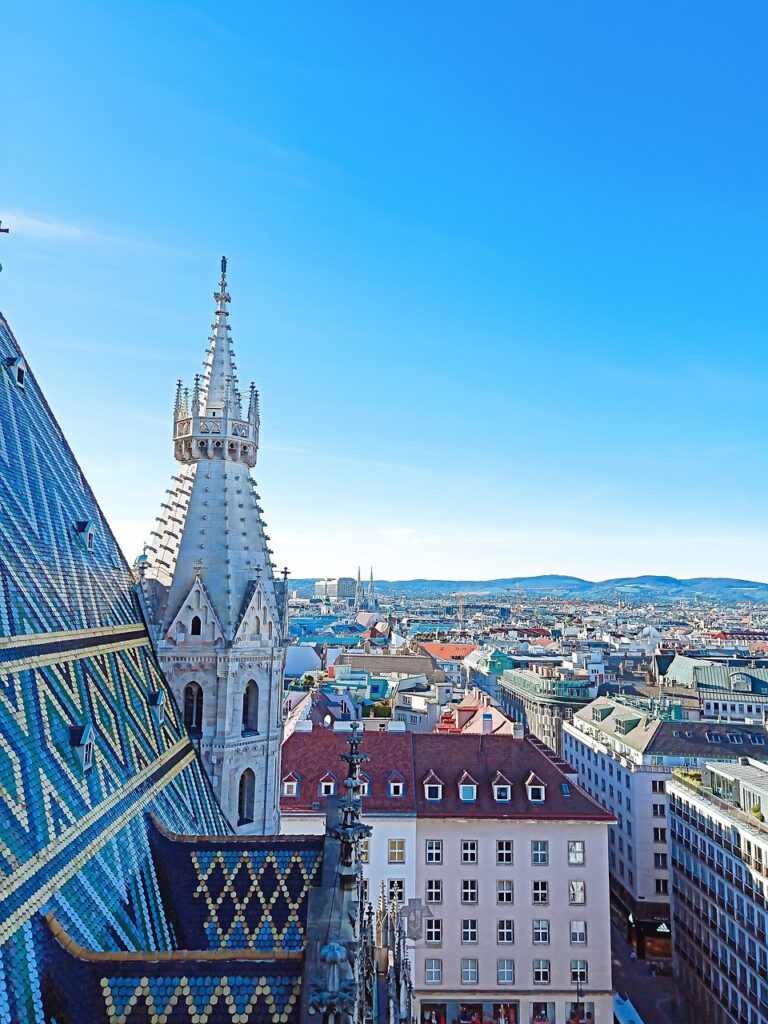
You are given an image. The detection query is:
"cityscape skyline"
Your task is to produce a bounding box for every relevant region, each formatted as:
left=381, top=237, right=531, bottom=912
left=4, top=3, right=768, bottom=580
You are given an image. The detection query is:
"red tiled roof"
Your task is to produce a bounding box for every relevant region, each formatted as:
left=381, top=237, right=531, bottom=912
left=420, top=642, right=477, bottom=662
left=281, top=729, right=611, bottom=822
left=411, top=734, right=613, bottom=821
left=280, top=729, right=416, bottom=815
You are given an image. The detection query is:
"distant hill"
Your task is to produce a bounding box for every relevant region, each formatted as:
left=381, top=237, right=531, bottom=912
left=291, top=574, right=768, bottom=603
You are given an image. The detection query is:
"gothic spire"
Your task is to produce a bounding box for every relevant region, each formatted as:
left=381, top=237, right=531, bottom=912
left=200, top=256, right=241, bottom=417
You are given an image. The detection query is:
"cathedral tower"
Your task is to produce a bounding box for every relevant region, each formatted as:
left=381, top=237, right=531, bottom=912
left=139, top=258, right=285, bottom=834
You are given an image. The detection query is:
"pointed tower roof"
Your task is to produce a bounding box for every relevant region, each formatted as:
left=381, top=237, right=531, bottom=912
left=200, top=256, right=240, bottom=416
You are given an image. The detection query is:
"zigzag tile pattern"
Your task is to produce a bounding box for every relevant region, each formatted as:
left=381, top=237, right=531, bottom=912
left=0, top=312, right=316, bottom=1022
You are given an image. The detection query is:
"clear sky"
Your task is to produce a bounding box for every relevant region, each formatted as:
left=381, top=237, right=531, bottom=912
left=3, top=2, right=768, bottom=582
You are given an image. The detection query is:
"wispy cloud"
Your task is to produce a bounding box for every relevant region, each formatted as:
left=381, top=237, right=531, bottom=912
left=0, top=210, right=189, bottom=257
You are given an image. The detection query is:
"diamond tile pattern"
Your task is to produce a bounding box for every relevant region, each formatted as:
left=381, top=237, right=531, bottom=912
left=0, top=312, right=319, bottom=1023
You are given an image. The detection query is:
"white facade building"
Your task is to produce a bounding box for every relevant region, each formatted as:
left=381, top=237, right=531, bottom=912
left=139, top=259, right=285, bottom=834
left=668, top=759, right=768, bottom=1024
left=563, top=696, right=768, bottom=957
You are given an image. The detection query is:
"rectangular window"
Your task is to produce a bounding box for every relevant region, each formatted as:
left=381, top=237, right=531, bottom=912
left=461, top=958, right=479, bottom=985
left=497, top=919, right=514, bottom=944
left=652, top=803, right=665, bottom=817
left=532, top=840, right=549, bottom=865
left=571, top=959, right=588, bottom=984
left=461, top=919, right=478, bottom=943
left=461, top=840, right=478, bottom=864
left=654, top=852, right=668, bottom=869
left=533, top=959, right=551, bottom=984
left=359, top=838, right=370, bottom=864
left=656, top=878, right=669, bottom=894
left=425, top=958, right=442, bottom=984
left=532, top=919, right=550, bottom=945
left=425, top=839, right=443, bottom=864
left=569, top=880, right=586, bottom=905
left=426, top=879, right=443, bottom=903
left=653, top=828, right=667, bottom=843
left=497, top=879, right=514, bottom=904
left=462, top=878, right=478, bottom=904
left=426, top=919, right=442, bottom=944
left=388, top=839, right=405, bottom=864
left=497, top=839, right=514, bottom=864
left=387, top=879, right=404, bottom=903
left=570, top=920, right=587, bottom=944
left=568, top=840, right=585, bottom=865
left=497, top=958, right=515, bottom=984
left=532, top=880, right=549, bottom=905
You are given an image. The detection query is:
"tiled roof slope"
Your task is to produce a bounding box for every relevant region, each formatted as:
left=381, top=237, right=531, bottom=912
left=280, top=728, right=610, bottom=822
left=281, top=729, right=417, bottom=814
left=411, top=734, right=612, bottom=820
left=0, top=311, right=321, bottom=1023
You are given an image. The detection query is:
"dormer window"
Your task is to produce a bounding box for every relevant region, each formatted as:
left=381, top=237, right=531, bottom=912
left=388, top=773, right=405, bottom=798
left=148, top=691, right=166, bottom=726
left=459, top=783, right=477, bottom=802
left=423, top=770, right=444, bottom=802
left=282, top=772, right=300, bottom=797
left=494, top=784, right=511, bottom=802
left=73, top=520, right=96, bottom=553
left=526, top=773, right=546, bottom=803
left=70, top=724, right=94, bottom=773
left=319, top=773, right=336, bottom=797
left=5, top=355, right=26, bottom=389
left=359, top=773, right=370, bottom=797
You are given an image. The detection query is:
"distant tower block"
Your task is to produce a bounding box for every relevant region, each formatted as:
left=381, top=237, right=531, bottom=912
left=139, top=258, right=286, bottom=835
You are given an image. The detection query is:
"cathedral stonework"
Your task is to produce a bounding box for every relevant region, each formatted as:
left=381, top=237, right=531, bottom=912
left=139, top=259, right=285, bottom=834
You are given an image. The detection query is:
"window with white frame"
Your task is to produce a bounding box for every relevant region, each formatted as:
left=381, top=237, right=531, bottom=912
left=528, top=784, right=546, bottom=802
left=652, top=803, right=665, bottom=817
left=461, top=878, right=478, bottom=903
left=387, top=838, right=405, bottom=864
left=425, top=839, right=443, bottom=864
left=568, top=840, right=585, bottom=865
left=571, top=959, right=588, bottom=984
left=425, top=783, right=443, bottom=801
left=387, top=879, right=404, bottom=903
left=533, top=959, right=551, bottom=984
left=497, top=958, right=515, bottom=984
left=494, top=783, right=511, bottom=802
left=497, top=919, right=514, bottom=943
left=426, top=879, right=442, bottom=903
left=532, top=919, right=550, bottom=945
left=570, top=920, right=587, bottom=944
left=359, top=838, right=370, bottom=864
left=425, top=958, right=442, bottom=984
left=461, top=958, right=479, bottom=985
left=497, top=839, right=513, bottom=865
left=282, top=777, right=298, bottom=797
left=461, top=919, right=478, bottom=943
left=388, top=778, right=405, bottom=797
left=532, top=840, right=549, bottom=865
left=461, top=839, right=478, bottom=864
left=459, top=782, right=477, bottom=802
left=569, top=880, right=586, bottom=905
left=358, top=777, right=370, bottom=796
left=425, top=918, right=442, bottom=944
left=497, top=879, right=514, bottom=904
left=532, top=880, right=549, bottom=905
left=319, top=775, right=335, bottom=796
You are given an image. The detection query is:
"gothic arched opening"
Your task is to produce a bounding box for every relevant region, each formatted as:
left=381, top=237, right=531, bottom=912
left=190, top=615, right=202, bottom=636
left=242, top=680, right=259, bottom=734
left=183, top=681, right=203, bottom=735
left=238, top=768, right=255, bottom=825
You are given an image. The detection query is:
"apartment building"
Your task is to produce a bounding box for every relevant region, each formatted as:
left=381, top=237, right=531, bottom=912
left=280, top=726, right=614, bottom=1024
left=668, top=759, right=768, bottom=1024
left=563, top=696, right=768, bottom=957
left=496, top=666, right=598, bottom=755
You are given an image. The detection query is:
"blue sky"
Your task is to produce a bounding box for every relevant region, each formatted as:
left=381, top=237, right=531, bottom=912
left=3, top=2, right=768, bottom=581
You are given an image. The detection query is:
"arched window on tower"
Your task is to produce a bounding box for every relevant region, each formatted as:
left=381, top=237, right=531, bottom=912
left=238, top=768, right=255, bottom=825
left=268, top=621, right=273, bottom=641
left=190, top=615, right=202, bottom=636
left=242, top=680, right=259, bottom=734
left=183, top=681, right=203, bottom=735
